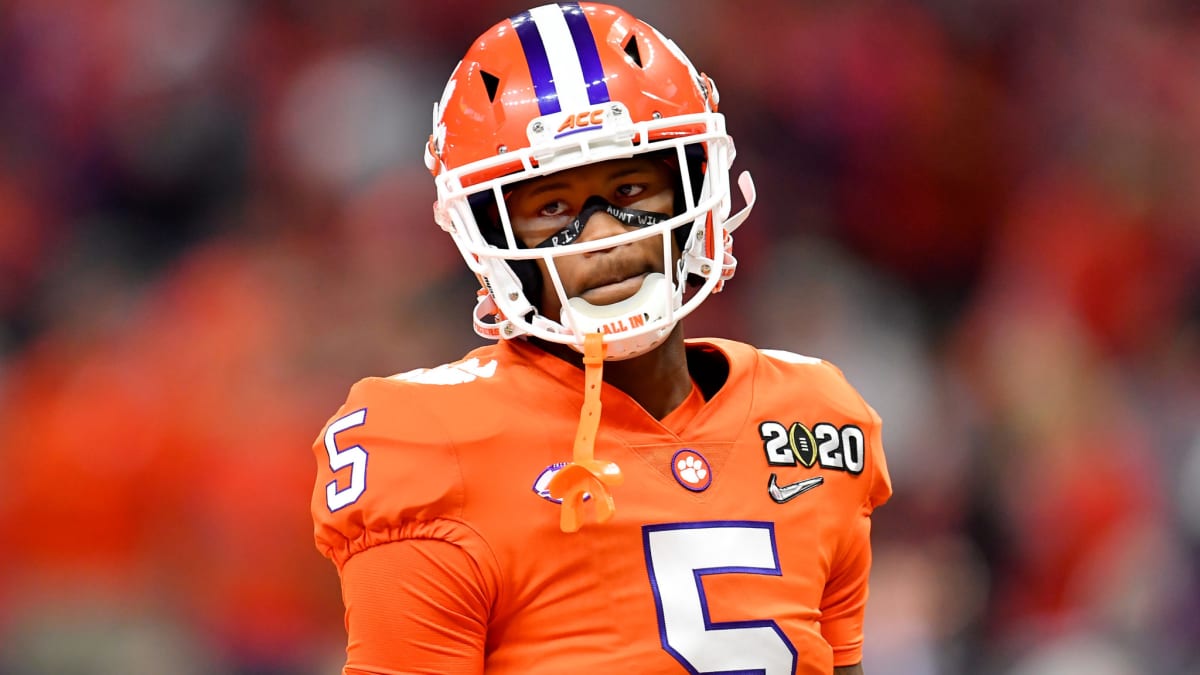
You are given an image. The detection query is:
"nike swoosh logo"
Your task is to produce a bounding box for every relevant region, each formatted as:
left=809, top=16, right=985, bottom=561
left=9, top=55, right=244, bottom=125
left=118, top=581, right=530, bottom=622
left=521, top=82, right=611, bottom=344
left=767, top=473, right=825, bottom=503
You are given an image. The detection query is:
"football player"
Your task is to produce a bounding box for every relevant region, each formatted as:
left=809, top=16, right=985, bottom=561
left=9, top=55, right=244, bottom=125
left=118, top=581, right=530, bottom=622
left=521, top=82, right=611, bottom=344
left=312, top=3, right=891, bottom=673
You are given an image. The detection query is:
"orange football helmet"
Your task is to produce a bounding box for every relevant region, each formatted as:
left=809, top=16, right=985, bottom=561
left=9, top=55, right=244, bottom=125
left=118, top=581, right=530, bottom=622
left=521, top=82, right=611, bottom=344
left=426, top=2, right=755, bottom=359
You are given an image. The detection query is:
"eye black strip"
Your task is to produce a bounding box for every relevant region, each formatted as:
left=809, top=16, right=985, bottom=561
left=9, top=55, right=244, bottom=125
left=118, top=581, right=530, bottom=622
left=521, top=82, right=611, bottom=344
left=535, top=196, right=669, bottom=248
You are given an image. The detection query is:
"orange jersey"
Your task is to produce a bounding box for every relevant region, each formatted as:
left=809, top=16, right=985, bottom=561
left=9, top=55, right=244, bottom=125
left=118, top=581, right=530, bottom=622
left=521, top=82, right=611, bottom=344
left=312, top=338, right=891, bottom=674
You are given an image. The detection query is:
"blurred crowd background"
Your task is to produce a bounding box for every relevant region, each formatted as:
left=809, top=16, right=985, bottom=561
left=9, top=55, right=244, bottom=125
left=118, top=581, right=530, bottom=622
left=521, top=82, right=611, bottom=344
left=0, top=0, right=1197, bottom=673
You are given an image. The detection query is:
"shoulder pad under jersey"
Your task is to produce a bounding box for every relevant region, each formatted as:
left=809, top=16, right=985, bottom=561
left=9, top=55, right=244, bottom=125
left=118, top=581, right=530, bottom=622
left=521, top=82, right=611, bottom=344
left=756, top=347, right=893, bottom=512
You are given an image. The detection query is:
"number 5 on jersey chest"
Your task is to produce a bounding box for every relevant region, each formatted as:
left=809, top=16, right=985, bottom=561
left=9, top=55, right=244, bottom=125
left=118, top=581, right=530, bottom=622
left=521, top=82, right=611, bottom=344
left=643, top=521, right=798, bottom=675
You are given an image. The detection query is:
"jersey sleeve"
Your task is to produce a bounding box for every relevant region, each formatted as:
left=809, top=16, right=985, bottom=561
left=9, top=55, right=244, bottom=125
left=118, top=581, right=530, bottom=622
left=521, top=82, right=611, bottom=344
left=819, top=359, right=893, bottom=513
left=312, top=377, right=488, bottom=565
left=861, top=400, right=892, bottom=513
left=818, top=365, right=892, bottom=666
left=341, top=539, right=489, bottom=675
left=312, top=377, right=505, bottom=671
left=818, top=505, right=874, bottom=667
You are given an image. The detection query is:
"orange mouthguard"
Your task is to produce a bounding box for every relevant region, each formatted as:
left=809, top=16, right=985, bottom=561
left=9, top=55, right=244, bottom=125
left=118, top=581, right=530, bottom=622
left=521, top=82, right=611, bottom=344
left=547, top=332, right=624, bottom=532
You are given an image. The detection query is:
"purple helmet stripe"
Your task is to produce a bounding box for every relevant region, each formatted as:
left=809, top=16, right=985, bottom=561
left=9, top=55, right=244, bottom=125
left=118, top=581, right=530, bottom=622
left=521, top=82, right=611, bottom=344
left=560, top=2, right=611, bottom=105
left=511, top=10, right=561, bottom=115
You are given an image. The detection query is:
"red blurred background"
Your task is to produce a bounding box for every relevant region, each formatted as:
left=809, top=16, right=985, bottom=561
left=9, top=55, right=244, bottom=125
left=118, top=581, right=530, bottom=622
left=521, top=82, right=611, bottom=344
left=0, top=1, right=1197, bottom=673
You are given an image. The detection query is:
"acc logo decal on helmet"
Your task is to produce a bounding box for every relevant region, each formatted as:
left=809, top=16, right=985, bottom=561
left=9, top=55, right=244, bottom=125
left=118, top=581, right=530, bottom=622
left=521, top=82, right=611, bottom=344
left=555, top=109, right=604, bottom=135
left=527, top=102, right=636, bottom=147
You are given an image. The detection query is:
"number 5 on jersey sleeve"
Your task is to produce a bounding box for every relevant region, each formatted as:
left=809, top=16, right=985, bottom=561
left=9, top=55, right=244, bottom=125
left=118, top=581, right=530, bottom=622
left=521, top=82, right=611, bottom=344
left=324, top=408, right=368, bottom=512
left=643, top=521, right=798, bottom=674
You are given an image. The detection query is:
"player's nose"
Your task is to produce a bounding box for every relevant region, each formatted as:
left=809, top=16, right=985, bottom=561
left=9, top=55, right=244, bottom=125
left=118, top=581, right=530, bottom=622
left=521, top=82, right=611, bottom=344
left=575, top=208, right=630, bottom=247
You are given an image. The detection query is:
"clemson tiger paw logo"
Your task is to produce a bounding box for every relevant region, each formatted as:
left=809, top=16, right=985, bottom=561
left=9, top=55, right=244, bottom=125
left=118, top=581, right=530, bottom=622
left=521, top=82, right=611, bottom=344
left=671, top=449, right=712, bottom=492
left=678, top=456, right=707, bottom=483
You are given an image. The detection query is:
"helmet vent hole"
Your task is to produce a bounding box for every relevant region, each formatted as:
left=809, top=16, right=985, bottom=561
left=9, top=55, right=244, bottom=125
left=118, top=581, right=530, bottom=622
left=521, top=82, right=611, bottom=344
left=481, top=70, right=501, bottom=102
left=622, top=35, right=643, bottom=68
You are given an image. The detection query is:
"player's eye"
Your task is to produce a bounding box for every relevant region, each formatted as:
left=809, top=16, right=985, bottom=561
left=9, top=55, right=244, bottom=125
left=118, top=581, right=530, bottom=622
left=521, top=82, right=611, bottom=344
left=537, top=200, right=569, bottom=218
left=615, top=183, right=646, bottom=200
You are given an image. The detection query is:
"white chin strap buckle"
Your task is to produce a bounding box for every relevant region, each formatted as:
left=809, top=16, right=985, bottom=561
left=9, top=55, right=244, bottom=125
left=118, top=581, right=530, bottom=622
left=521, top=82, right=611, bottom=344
left=563, top=273, right=674, bottom=360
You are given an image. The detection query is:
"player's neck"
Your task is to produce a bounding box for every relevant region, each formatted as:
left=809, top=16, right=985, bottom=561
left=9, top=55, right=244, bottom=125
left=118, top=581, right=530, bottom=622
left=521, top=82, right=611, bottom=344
left=604, top=326, right=693, bottom=419
left=535, top=325, right=693, bottom=420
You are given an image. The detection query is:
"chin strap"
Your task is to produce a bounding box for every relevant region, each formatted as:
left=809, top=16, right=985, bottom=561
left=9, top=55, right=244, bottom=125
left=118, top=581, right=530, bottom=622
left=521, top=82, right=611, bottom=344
left=546, top=332, right=624, bottom=532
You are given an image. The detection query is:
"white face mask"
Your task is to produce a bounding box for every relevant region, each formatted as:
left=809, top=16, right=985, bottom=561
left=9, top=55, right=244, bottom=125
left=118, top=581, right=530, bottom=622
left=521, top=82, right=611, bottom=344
left=452, top=143, right=756, bottom=361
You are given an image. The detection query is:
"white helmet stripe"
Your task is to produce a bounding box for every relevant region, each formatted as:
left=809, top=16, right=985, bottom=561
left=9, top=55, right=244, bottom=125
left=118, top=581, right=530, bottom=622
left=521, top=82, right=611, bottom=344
left=528, top=4, right=591, bottom=112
